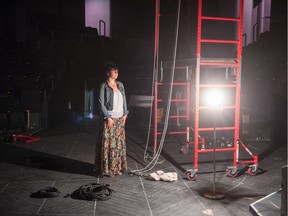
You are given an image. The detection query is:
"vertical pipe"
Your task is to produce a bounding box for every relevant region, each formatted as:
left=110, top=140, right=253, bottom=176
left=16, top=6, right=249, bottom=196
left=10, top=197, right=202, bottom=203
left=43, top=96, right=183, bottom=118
left=187, top=80, right=190, bottom=122
left=186, top=72, right=190, bottom=149
left=194, top=0, right=203, bottom=170
left=212, top=119, right=216, bottom=194
left=154, top=84, right=158, bottom=155
left=234, top=0, right=244, bottom=166
left=153, top=0, right=160, bottom=155
left=154, top=0, right=160, bottom=61
left=196, top=0, right=202, bottom=58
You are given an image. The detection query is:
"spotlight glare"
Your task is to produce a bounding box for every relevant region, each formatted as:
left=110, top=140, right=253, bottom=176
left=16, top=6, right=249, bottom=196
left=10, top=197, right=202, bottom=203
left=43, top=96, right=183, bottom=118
left=206, top=90, right=223, bottom=107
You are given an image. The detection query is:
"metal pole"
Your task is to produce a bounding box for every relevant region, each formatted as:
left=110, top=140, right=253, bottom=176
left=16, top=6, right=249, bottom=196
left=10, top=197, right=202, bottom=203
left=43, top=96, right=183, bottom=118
left=212, top=121, right=216, bottom=194
left=203, top=110, right=225, bottom=200
left=153, top=0, right=160, bottom=156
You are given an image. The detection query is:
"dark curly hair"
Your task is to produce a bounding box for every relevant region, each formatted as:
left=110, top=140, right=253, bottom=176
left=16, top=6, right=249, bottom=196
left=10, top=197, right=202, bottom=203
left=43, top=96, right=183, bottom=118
left=104, top=62, right=118, bottom=74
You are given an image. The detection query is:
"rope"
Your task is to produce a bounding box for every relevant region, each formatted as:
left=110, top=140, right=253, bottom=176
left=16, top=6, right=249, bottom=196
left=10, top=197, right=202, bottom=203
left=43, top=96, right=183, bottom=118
left=130, top=0, right=182, bottom=176
left=65, top=183, right=114, bottom=201
left=78, top=183, right=114, bottom=201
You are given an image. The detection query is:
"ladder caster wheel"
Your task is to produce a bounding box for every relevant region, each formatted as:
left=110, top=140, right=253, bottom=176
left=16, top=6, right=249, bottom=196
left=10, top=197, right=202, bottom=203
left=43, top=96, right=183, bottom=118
left=185, top=171, right=197, bottom=181
left=226, top=168, right=239, bottom=178
left=247, top=167, right=258, bottom=176
left=180, top=147, right=188, bottom=155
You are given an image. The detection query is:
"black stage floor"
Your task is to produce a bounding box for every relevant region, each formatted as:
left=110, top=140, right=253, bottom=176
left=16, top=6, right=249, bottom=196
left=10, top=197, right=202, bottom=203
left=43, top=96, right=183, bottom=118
left=0, top=119, right=286, bottom=216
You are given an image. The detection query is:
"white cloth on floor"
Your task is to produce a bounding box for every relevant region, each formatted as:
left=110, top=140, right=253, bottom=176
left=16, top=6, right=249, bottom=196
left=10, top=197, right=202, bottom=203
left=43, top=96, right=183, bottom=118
left=146, top=170, right=178, bottom=182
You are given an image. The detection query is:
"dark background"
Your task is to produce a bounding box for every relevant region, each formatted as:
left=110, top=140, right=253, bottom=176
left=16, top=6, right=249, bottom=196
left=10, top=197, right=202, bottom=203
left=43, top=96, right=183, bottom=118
left=0, top=0, right=286, bottom=147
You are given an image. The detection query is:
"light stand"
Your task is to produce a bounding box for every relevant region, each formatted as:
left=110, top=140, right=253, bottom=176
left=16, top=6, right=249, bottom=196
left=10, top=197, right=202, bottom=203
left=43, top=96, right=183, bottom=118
left=203, top=91, right=225, bottom=200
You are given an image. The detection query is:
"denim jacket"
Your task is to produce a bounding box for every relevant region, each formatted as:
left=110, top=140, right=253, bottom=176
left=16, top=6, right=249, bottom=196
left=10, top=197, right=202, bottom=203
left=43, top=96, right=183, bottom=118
left=98, top=81, right=129, bottom=119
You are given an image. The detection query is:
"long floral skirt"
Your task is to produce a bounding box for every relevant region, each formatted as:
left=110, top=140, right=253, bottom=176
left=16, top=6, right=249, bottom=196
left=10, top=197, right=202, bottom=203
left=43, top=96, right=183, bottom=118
left=101, top=118, right=127, bottom=177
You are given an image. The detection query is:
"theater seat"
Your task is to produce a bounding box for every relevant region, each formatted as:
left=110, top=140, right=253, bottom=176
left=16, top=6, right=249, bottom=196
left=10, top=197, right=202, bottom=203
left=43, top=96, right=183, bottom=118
left=8, top=111, right=26, bottom=131
left=0, top=113, right=8, bottom=134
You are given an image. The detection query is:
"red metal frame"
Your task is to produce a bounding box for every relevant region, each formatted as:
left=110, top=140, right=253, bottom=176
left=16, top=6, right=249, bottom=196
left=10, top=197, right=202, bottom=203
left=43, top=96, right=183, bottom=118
left=153, top=0, right=160, bottom=155
left=154, top=0, right=258, bottom=179
left=153, top=0, right=258, bottom=179
left=191, top=0, right=258, bottom=176
left=154, top=78, right=190, bottom=154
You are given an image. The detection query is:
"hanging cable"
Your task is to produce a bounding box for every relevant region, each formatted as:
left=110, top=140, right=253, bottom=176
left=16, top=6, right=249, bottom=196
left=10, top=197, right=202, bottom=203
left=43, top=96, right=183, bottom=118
left=130, top=0, right=182, bottom=176
left=142, top=0, right=160, bottom=162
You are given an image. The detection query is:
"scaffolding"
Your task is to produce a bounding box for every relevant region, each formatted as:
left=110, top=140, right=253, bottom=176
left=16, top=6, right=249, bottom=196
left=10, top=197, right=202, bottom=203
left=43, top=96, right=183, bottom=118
left=153, top=0, right=259, bottom=180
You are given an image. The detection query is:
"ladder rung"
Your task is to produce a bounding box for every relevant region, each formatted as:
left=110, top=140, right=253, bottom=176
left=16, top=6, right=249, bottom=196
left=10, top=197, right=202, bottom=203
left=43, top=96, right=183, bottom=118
left=200, top=84, right=237, bottom=88
left=163, top=66, right=192, bottom=70
left=199, top=105, right=236, bottom=110
left=157, top=99, right=188, bottom=102
left=199, top=148, right=235, bottom=153
left=198, top=126, right=236, bottom=131
left=200, top=61, right=238, bottom=66
left=201, top=16, right=240, bottom=22
left=175, top=66, right=191, bottom=70
left=157, top=131, right=187, bottom=135
left=157, top=82, right=189, bottom=86
left=169, top=115, right=188, bottom=119
left=201, top=39, right=239, bottom=44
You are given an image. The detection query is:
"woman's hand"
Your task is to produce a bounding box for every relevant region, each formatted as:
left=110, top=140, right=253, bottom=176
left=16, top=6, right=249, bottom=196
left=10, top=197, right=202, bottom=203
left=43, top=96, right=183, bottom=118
left=120, top=115, right=127, bottom=125
left=107, top=118, right=114, bottom=129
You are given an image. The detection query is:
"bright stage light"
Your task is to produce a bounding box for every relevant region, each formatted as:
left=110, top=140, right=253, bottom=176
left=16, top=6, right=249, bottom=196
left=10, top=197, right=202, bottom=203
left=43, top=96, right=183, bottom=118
left=206, top=90, right=224, bottom=108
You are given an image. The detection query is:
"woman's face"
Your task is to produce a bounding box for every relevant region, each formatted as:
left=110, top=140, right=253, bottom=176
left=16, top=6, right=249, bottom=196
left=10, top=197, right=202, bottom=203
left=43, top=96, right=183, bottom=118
left=108, top=69, right=118, bottom=79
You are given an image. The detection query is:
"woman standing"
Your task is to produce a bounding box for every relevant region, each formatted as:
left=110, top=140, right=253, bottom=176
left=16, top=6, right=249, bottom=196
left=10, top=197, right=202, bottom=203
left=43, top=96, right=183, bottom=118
left=95, top=63, right=129, bottom=177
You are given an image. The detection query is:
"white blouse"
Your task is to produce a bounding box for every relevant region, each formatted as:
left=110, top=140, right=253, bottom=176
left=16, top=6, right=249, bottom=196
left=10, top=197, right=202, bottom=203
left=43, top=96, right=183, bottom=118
left=107, top=90, right=124, bottom=118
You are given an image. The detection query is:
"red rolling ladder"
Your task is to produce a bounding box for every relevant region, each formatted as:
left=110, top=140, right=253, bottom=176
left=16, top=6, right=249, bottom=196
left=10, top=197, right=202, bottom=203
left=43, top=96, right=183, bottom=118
left=153, top=66, right=192, bottom=156
left=184, top=0, right=259, bottom=180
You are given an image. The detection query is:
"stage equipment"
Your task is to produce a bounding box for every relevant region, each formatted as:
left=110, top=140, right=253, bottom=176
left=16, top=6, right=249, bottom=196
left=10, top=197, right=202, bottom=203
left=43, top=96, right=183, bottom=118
left=152, top=0, right=259, bottom=181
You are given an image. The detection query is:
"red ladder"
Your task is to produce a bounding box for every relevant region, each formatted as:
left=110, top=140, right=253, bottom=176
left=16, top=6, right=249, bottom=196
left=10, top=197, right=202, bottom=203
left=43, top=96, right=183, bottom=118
left=184, top=0, right=258, bottom=180
left=153, top=66, right=191, bottom=155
